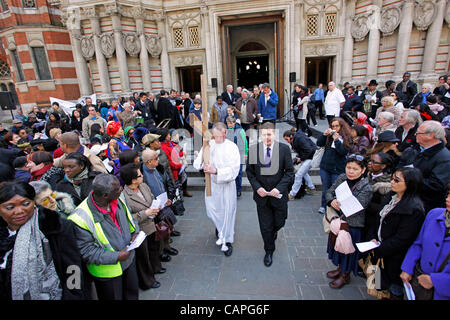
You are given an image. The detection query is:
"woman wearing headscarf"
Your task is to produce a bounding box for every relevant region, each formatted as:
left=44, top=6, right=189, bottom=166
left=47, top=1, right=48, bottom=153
left=0, top=181, right=88, bottom=300
left=106, top=122, right=130, bottom=156
left=55, top=152, right=100, bottom=207
left=124, top=126, right=138, bottom=150
left=367, top=167, right=425, bottom=300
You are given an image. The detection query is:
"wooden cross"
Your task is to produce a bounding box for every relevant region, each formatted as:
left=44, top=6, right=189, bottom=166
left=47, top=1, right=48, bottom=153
left=200, top=74, right=212, bottom=196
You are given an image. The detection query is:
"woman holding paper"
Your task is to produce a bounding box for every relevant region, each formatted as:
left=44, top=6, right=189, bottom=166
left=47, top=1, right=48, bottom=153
left=400, top=183, right=450, bottom=300
left=325, top=154, right=373, bottom=289
left=120, top=163, right=164, bottom=290
left=367, top=167, right=425, bottom=300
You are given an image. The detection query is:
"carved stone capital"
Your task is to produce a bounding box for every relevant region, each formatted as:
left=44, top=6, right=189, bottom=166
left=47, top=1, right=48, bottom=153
left=351, top=15, right=370, bottom=41
left=123, top=33, right=141, bottom=57
left=130, top=6, right=146, bottom=20
left=80, top=36, right=95, bottom=60
left=145, top=35, right=162, bottom=58
left=413, top=0, right=436, bottom=31
left=100, top=33, right=115, bottom=58
left=82, top=6, right=97, bottom=19
left=379, top=6, right=401, bottom=36
left=105, top=3, right=120, bottom=16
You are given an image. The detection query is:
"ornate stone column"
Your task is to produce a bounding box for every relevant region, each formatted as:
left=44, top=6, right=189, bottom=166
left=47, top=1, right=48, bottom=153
left=108, top=4, right=130, bottom=95
left=366, top=1, right=381, bottom=79
left=155, top=11, right=172, bottom=90
left=87, top=7, right=112, bottom=97
left=420, top=0, right=446, bottom=79
left=393, top=0, right=415, bottom=80
left=133, top=7, right=152, bottom=92
left=64, top=8, right=92, bottom=96
left=342, top=0, right=357, bottom=83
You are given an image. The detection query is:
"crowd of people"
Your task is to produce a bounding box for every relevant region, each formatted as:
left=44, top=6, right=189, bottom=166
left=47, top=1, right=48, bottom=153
left=284, top=73, right=450, bottom=300
left=0, top=72, right=449, bottom=300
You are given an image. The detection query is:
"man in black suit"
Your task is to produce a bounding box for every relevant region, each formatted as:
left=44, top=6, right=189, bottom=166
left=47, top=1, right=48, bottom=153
left=246, top=122, right=294, bottom=267
left=395, top=72, right=418, bottom=108
left=221, top=84, right=238, bottom=107
left=134, top=92, right=153, bottom=123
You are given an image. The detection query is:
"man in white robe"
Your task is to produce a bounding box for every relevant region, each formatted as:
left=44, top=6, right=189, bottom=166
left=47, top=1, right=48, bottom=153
left=193, top=122, right=241, bottom=256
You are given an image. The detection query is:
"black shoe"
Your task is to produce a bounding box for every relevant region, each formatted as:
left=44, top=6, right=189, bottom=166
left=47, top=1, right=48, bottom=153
left=164, top=247, right=178, bottom=256
left=160, top=253, right=171, bottom=262
left=171, top=230, right=181, bottom=237
left=224, top=243, right=233, bottom=257
left=174, top=211, right=184, bottom=216
left=264, top=252, right=273, bottom=267
left=150, top=281, right=161, bottom=289
left=237, top=191, right=242, bottom=197
left=215, top=228, right=219, bottom=239
left=156, top=268, right=166, bottom=274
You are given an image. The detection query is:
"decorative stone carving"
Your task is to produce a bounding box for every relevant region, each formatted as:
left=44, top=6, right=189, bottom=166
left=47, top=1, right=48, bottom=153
left=82, top=6, right=96, bottom=19
left=351, top=15, right=370, bottom=41
left=80, top=36, right=95, bottom=60
left=105, top=3, right=119, bottom=16
left=445, top=2, right=450, bottom=28
left=146, top=35, right=162, bottom=58
left=100, top=33, right=115, bottom=58
left=380, top=6, right=401, bottom=36
left=130, top=6, right=146, bottom=19
left=304, top=44, right=338, bottom=56
left=173, top=55, right=203, bottom=67
left=413, top=0, right=435, bottom=31
left=123, top=33, right=141, bottom=57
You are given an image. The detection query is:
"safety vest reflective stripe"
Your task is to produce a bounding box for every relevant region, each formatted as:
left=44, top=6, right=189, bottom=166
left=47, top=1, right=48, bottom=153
left=68, top=197, right=136, bottom=278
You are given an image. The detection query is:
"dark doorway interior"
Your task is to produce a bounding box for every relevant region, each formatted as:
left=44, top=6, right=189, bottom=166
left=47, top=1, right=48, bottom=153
left=236, top=55, right=269, bottom=89
left=305, top=57, right=333, bottom=88
left=179, top=66, right=202, bottom=94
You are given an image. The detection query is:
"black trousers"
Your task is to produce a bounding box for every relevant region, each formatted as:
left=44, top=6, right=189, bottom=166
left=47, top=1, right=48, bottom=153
left=93, top=258, right=139, bottom=300
left=307, top=107, right=317, bottom=126
left=136, top=232, right=162, bottom=290
left=315, top=100, right=324, bottom=118
left=256, top=200, right=288, bottom=253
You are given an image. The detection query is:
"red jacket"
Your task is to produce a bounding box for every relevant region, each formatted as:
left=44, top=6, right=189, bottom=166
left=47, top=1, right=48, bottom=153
left=160, top=141, right=183, bottom=181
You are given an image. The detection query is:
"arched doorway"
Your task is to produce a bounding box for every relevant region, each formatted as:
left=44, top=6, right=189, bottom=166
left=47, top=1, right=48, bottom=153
left=235, top=42, right=270, bottom=89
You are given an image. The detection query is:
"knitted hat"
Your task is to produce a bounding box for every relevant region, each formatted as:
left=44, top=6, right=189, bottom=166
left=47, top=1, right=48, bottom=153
left=124, top=126, right=134, bottom=137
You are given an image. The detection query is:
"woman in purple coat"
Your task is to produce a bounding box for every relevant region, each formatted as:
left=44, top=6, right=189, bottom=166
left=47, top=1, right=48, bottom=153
left=400, top=183, right=450, bottom=300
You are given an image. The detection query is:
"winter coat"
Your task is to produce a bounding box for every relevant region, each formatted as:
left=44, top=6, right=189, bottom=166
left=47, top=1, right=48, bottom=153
left=395, top=123, right=418, bottom=153
left=317, top=134, right=349, bottom=175
left=122, top=183, right=156, bottom=236
left=349, top=136, right=370, bottom=155
left=292, top=130, right=317, bottom=160
left=14, top=169, right=31, bottom=183
left=258, top=89, right=279, bottom=120
left=325, top=173, right=373, bottom=228
left=55, top=171, right=100, bottom=206
left=160, top=141, right=183, bottom=181
left=401, top=208, right=450, bottom=300
left=368, top=193, right=425, bottom=289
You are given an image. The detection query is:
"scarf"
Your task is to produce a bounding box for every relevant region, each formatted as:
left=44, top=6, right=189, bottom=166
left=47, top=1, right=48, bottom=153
left=11, top=209, right=62, bottom=300
left=65, top=168, right=89, bottom=197
left=377, top=194, right=400, bottom=241
left=30, top=163, right=54, bottom=182
left=330, top=219, right=355, bottom=254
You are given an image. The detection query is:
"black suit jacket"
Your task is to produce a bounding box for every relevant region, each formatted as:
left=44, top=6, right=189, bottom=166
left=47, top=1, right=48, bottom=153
left=246, top=142, right=294, bottom=206
left=221, top=91, right=237, bottom=106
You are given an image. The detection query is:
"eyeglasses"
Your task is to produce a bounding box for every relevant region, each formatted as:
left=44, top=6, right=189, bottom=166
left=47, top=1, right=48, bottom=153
left=414, top=131, right=428, bottom=136
left=347, top=154, right=365, bottom=161
left=41, top=191, right=57, bottom=206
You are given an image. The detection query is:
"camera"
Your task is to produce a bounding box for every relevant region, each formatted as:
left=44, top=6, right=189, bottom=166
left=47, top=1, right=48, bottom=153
left=330, top=130, right=336, bottom=135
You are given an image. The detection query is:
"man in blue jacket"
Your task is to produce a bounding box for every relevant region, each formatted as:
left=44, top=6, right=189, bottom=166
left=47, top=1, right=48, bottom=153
left=258, top=83, right=278, bottom=125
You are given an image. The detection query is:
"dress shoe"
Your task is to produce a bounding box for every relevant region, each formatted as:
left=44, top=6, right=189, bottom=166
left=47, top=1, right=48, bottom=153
left=329, top=272, right=350, bottom=289
left=171, top=230, right=181, bottom=237
left=264, top=252, right=273, bottom=267
left=150, top=281, right=161, bottom=289
left=326, top=268, right=341, bottom=279
left=160, top=253, right=171, bottom=262
left=183, top=190, right=193, bottom=197
left=164, top=247, right=178, bottom=256
left=156, top=268, right=166, bottom=274
left=224, top=243, right=233, bottom=257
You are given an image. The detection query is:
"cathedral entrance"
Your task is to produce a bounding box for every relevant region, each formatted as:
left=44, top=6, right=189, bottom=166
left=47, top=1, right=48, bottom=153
left=220, top=13, right=285, bottom=117
left=178, top=66, right=202, bottom=94
left=305, top=57, right=333, bottom=88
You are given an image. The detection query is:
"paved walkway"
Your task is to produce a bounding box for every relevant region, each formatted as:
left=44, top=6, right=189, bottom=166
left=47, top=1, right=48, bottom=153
left=139, top=191, right=374, bottom=300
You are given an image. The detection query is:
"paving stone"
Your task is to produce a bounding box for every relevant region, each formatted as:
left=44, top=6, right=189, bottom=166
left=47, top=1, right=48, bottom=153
left=298, top=285, right=323, bottom=300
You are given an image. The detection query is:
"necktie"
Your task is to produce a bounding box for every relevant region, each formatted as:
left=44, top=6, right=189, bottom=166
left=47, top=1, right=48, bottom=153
left=266, top=147, right=271, bottom=167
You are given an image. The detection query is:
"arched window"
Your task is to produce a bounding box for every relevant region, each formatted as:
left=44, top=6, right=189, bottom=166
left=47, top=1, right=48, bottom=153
left=238, top=42, right=266, bottom=52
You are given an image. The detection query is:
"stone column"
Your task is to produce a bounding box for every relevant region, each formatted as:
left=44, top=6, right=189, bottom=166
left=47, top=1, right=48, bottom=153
left=111, top=13, right=131, bottom=95
left=393, top=0, right=415, bottom=80
left=155, top=12, right=172, bottom=90
left=366, top=1, right=381, bottom=79
left=90, top=15, right=112, bottom=97
left=136, top=18, right=152, bottom=92
left=342, top=0, right=357, bottom=83
left=68, top=27, right=92, bottom=96
left=420, top=0, right=446, bottom=79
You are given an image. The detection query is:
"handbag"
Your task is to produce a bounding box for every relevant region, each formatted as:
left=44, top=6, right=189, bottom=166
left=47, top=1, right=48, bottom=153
left=359, top=253, right=391, bottom=300
left=322, top=206, right=339, bottom=233
left=410, top=253, right=450, bottom=300
left=154, top=218, right=174, bottom=241
left=310, top=147, right=324, bottom=168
